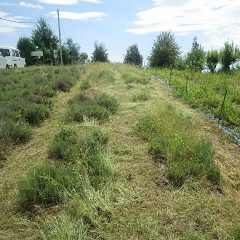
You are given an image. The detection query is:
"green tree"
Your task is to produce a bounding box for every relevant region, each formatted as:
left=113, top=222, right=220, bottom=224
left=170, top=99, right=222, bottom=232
left=31, top=17, right=58, bottom=64
left=65, top=38, right=80, bottom=64
left=17, top=37, right=36, bottom=66
left=148, top=31, right=180, bottom=68
left=124, top=44, right=143, bottom=66
left=79, top=52, right=88, bottom=64
left=206, top=50, right=219, bottom=73
left=220, top=41, right=239, bottom=72
left=186, top=37, right=205, bottom=72
left=175, top=55, right=187, bottom=70
left=92, top=42, right=108, bottom=62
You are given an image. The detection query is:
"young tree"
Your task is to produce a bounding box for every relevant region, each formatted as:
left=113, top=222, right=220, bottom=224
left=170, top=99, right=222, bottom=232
left=124, top=44, right=143, bottom=66
left=17, top=37, right=36, bottom=66
left=31, top=17, right=58, bottom=63
left=220, top=41, right=239, bottom=72
left=148, top=31, right=180, bottom=68
left=79, top=52, right=88, bottom=64
left=65, top=38, right=80, bottom=64
left=91, top=42, right=108, bottom=62
left=206, top=50, right=219, bottom=73
left=186, top=37, right=205, bottom=72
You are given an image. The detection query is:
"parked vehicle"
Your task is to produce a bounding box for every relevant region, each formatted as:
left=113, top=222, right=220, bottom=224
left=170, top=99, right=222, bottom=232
left=0, top=49, right=8, bottom=69
left=0, top=47, right=26, bottom=68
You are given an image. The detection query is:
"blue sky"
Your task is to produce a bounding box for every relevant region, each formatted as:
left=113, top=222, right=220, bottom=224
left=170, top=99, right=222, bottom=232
left=0, top=0, right=239, bottom=63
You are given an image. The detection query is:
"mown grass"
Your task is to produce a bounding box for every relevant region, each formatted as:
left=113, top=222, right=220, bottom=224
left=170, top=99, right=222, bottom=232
left=135, top=104, right=220, bottom=186
left=152, top=68, right=240, bottom=132
left=1, top=63, right=240, bottom=240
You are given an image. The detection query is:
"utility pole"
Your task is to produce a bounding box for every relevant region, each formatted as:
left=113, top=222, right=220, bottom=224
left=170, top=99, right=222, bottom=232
left=57, top=9, right=63, bottom=65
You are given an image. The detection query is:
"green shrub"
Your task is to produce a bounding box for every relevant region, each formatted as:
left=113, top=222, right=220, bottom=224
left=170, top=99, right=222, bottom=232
left=22, top=104, right=50, bottom=126
left=66, top=93, right=118, bottom=123
left=80, top=80, right=91, bottom=90
left=134, top=115, right=158, bottom=140
left=7, top=122, right=32, bottom=145
left=95, top=93, right=119, bottom=114
left=18, top=162, right=80, bottom=211
left=48, top=129, right=79, bottom=164
left=54, top=77, right=74, bottom=92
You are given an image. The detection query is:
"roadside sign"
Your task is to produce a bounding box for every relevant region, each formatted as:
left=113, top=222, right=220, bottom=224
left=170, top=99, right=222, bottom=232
left=31, top=51, right=43, bottom=57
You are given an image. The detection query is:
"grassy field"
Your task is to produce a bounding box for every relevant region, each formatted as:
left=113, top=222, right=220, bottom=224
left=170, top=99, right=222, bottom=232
left=0, top=63, right=240, bottom=239
left=150, top=68, right=240, bottom=134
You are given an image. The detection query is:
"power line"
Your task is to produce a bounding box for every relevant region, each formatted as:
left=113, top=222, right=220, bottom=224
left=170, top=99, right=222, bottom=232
left=0, top=17, right=36, bottom=24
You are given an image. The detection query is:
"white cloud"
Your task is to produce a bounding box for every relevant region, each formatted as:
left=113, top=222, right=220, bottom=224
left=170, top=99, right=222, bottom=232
left=49, top=11, right=106, bottom=20
left=127, top=0, right=240, bottom=49
left=20, top=2, right=43, bottom=9
left=38, top=0, right=102, bottom=4
left=0, top=11, right=30, bottom=34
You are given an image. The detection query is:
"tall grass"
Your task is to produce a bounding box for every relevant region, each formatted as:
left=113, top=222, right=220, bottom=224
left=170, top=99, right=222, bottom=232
left=135, top=104, right=220, bottom=186
left=48, top=127, right=109, bottom=164
left=18, top=162, right=82, bottom=211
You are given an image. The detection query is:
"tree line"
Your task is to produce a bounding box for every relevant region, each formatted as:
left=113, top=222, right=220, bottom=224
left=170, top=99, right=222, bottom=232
left=17, top=18, right=239, bottom=72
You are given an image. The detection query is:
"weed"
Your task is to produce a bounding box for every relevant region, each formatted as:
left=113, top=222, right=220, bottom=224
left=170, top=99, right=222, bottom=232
left=80, top=80, right=91, bottom=90
left=95, top=93, right=119, bottom=114
left=48, top=129, right=79, bottom=164
left=135, top=105, right=220, bottom=186
left=18, top=162, right=81, bottom=211
left=86, top=154, right=114, bottom=188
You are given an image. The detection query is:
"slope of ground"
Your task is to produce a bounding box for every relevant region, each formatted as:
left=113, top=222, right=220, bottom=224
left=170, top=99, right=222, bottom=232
left=0, top=63, right=239, bottom=239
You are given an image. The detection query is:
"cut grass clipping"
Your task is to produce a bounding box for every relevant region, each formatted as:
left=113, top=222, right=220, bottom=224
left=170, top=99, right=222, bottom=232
left=135, top=104, right=220, bottom=187
left=66, top=93, right=118, bottom=123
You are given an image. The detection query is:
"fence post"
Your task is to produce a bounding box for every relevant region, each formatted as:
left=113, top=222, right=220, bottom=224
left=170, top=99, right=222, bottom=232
left=219, top=74, right=229, bottom=121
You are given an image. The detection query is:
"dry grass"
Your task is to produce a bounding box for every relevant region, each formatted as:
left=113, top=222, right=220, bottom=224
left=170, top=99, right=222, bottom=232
left=0, top=63, right=240, bottom=239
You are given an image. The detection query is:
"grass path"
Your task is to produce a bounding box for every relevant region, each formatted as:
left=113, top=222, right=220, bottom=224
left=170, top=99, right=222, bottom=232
left=94, top=72, right=240, bottom=239
left=0, top=64, right=240, bottom=239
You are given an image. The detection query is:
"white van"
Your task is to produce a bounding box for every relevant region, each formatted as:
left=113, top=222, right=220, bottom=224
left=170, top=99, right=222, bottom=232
left=0, top=49, right=8, bottom=69
left=0, top=47, right=26, bottom=68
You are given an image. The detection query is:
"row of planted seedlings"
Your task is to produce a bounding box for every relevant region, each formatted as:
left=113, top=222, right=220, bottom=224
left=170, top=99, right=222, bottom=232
left=151, top=68, right=240, bottom=132
left=0, top=65, right=82, bottom=166
left=134, top=104, right=220, bottom=187
left=17, top=74, right=119, bottom=238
